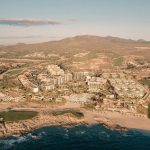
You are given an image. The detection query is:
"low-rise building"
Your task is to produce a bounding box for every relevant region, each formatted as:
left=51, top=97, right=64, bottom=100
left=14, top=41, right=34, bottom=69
left=108, top=78, right=146, bottom=99
left=87, top=77, right=107, bottom=92
left=40, top=84, right=55, bottom=92
left=18, top=75, right=39, bottom=93
left=0, top=92, right=15, bottom=102
left=69, top=93, right=95, bottom=103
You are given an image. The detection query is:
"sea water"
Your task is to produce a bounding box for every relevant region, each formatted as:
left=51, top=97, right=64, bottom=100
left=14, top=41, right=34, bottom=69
left=0, top=125, right=150, bottom=150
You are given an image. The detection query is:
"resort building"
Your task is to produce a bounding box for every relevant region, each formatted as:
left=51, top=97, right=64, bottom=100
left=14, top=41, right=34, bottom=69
left=87, top=77, right=107, bottom=92
left=18, top=75, right=39, bottom=93
left=64, top=73, right=73, bottom=82
left=108, top=78, right=146, bottom=99
left=47, top=65, right=64, bottom=76
left=73, top=71, right=90, bottom=80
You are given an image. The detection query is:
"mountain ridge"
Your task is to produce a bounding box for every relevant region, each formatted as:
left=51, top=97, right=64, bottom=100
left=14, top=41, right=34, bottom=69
left=0, top=35, right=150, bottom=60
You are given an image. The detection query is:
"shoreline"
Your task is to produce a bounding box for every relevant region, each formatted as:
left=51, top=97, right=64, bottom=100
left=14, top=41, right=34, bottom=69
left=1, top=102, right=150, bottom=138
left=0, top=121, right=128, bottom=139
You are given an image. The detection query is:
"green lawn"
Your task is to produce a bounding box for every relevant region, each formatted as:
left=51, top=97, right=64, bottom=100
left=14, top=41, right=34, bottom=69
left=0, top=111, right=38, bottom=122
left=113, top=57, right=124, bottom=66
left=52, top=109, right=84, bottom=119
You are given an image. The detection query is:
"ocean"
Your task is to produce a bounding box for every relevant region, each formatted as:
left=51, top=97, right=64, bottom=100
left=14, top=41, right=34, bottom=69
left=0, top=125, right=150, bottom=150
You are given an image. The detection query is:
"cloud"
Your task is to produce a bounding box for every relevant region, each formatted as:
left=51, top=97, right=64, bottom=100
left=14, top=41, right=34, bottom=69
left=0, top=18, right=62, bottom=26
left=0, top=35, right=59, bottom=39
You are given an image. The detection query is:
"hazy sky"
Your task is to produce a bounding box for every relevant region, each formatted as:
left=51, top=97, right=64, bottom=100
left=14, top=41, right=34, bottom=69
left=0, top=0, right=150, bottom=45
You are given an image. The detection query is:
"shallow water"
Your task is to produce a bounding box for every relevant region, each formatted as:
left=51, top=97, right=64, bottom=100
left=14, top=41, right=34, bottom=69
left=0, top=125, right=150, bottom=150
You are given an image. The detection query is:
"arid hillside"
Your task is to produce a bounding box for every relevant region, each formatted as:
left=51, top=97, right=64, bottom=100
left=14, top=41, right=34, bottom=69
left=0, top=35, right=150, bottom=62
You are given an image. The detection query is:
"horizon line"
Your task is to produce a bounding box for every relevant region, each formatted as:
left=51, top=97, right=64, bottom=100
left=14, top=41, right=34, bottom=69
left=1, top=34, right=150, bottom=46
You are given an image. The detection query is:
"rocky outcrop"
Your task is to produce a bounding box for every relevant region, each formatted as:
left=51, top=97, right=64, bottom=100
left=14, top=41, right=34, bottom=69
left=0, top=113, right=84, bottom=138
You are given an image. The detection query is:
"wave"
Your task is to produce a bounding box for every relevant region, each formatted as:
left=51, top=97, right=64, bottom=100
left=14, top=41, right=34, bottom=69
left=0, top=136, right=28, bottom=149
left=0, top=132, right=43, bottom=150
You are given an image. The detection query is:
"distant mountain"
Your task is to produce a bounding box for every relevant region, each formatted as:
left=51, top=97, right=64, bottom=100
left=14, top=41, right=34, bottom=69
left=0, top=35, right=150, bottom=60
left=0, top=45, right=4, bottom=47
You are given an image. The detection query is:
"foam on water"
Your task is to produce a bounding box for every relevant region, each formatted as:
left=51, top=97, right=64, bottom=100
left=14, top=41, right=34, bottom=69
left=0, top=135, right=28, bottom=149
left=0, top=132, right=44, bottom=150
left=1, top=125, right=150, bottom=150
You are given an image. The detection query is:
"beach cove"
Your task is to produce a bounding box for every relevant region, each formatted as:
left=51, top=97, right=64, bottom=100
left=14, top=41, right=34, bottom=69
left=1, top=101, right=150, bottom=138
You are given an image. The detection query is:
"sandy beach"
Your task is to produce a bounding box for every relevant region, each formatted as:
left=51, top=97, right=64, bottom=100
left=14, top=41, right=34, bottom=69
left=59, top=101, right=150, bottom=131
left=98, top=111, right=150, bottom=131
left=1, top=101, right=150, bottom=137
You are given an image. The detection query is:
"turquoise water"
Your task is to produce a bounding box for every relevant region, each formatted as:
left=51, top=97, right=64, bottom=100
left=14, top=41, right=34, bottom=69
left=0, top=125, right=150, bottom=150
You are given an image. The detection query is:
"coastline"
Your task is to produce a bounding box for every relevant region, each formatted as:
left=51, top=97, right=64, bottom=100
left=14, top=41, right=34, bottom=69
left=1, top=102, right=150, bottom=138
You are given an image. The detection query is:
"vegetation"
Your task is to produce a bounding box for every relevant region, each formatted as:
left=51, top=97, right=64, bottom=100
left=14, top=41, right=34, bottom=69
left=1, top=35, right=150, bottom=61
left=0, top=111, right=38, bottom=122
left=0, top=67, right=8, bottom=74
left=0, top=77, right=20, bottom=89
left=52, top=109, right=84, bottom=119
left=113, top=57, right=124, bottom=66
left=137, top=104, right=147, bottom=114
left=105, top=52, right=120, bottom=59
left=148, top=104, right=150, bottom=119
left=140, top=78, right=150, bottom=88
left=127, top=64, right=135, bottom=69
left=5, top=69, right=23, bottom=78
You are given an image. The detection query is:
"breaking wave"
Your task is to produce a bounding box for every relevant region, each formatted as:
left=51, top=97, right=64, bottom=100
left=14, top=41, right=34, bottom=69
left=0, top=132, right=43, bottom=150
left=1, top=125, right=150, bottom=150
